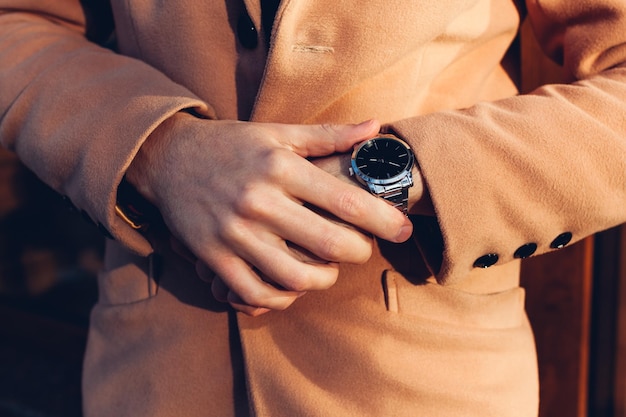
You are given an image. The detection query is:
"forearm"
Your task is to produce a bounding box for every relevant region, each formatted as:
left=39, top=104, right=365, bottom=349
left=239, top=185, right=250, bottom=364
left=0, top=8, right=211, bottom=254
left=390, top=63, right=626, bottom=282
left=380, top=0, right=626, bottom=283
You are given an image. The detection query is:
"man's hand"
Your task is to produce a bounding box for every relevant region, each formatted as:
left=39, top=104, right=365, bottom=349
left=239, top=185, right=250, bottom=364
left=126, top=114, right=413, bottom=315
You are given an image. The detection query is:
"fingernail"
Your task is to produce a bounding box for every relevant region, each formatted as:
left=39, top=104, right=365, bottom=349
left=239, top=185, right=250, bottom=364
left=395, top=223, right=413, bottom=242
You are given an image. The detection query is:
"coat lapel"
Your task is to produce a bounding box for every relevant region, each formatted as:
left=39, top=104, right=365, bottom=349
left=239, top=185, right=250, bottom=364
left=250, top=0, right=349, bottom=124
left=250, top=0, right=482, bottom=124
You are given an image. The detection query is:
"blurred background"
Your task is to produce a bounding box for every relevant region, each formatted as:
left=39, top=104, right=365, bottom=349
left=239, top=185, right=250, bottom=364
left=0, top=147, right=102, bottom=417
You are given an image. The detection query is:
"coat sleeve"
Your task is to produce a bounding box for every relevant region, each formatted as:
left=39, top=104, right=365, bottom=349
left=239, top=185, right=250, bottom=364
left=0, top=1, right=214, bottom=255
left=389, top=0, right=626, bottom=283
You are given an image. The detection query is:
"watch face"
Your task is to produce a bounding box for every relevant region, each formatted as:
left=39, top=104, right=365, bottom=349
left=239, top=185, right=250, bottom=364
left=352, top=137, right=413, bottom=184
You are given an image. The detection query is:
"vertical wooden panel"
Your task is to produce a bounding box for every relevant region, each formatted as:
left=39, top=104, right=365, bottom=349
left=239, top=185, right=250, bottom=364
left=519, top=19, right=594, bottom=417
left=588, top=227, right=622, bottom=416
left=521, top=241, right=593, bottom=417
left=613, top=226, right=626, bottom=416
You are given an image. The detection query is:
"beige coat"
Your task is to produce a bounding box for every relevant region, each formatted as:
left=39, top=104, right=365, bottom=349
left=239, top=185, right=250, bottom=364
left=2, top=0, right=626, bottom=415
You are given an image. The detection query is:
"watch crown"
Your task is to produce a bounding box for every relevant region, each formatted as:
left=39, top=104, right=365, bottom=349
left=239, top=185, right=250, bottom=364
left=348, top=167, right=354, bottom=176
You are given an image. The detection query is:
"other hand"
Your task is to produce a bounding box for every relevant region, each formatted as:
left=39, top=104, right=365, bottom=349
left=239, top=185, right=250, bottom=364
left=126, top=115, right=413, bottom=314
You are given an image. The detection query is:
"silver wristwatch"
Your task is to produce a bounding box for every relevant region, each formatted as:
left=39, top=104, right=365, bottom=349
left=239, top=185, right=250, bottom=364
left=349, top=134, right=415, bottom=214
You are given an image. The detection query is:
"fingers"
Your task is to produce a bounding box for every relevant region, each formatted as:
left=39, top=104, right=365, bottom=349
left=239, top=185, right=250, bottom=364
left=227, top=292, right=272, bottom=317
left=318, top=183, right=414, bottom=243
left=199, top=247, right=312, bottom=311
left=195, top=233, right=342, bottom=315
left=210, top=217, right=344, bottom=291
left=210, top=275, right=271, bottom=316
left=281, top=119, right=381, bottom=157
left=232, top=184, right=376, bottom=264
left=264, top=121, right=414, bottom=243
left=221, top=263, right=303, bottom=311
left=281, top=158, right=414, bottom=243
left=195, top=260, right=215, bottom=283
left=168, top=118, right=414, bottom=316
left=240, top=145, right=412, bottom=245
left=285, top=240, right=328, bottom=263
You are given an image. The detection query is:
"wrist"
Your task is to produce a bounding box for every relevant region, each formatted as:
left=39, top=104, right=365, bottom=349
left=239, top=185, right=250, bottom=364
left=118, top=112, right=193, bottom=230
left=125, top=111, right=193, bottom=203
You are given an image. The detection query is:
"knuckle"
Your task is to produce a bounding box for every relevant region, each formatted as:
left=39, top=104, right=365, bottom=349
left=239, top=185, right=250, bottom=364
left=217, top=216, right=248, bottom=244
left=287, top=265, right=339, bottom=291
left=319, top=123, right=339, bottom=137
left=281, top=273, right=312, bottom=292
left=333, top=189, right=366, bottom=219
left=317, top=231, right=346, bottom=261
left=261, top=266, right=308, bottom=293
left=261, top=148, right=292, bottom=180
left=317, top=226, right=373, bottom=264
left=233, top=184, right=268, bottom=218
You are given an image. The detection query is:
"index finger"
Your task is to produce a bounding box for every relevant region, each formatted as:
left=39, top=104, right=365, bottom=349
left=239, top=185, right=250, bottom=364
left=274, top=119, right=381, bottom=157
left=293, top=161, right=413, bottom=243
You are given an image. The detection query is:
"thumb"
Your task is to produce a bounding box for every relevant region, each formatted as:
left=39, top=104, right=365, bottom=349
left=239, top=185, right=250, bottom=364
left=288, top=119, right=381, bottom=157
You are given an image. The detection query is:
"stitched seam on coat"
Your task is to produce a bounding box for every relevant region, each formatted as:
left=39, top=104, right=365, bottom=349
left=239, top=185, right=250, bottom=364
left=292, top=44, right=334, bottom=54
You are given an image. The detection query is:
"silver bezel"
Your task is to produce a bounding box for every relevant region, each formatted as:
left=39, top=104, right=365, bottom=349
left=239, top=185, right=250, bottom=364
left=350, top=135, right=414, bottom=187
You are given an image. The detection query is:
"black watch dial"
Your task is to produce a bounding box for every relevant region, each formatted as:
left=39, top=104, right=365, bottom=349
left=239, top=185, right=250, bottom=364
left=353, top=137, right=412, bottom=180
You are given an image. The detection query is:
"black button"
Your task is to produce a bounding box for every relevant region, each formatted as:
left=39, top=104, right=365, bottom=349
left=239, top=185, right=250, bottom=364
left=514, top=243, right=537, bottom=259
left=237, top=13, right=258, bottom=49
left=473, top=253, right=499, bottom=268
left=550, top=232, right=573, bottom=249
